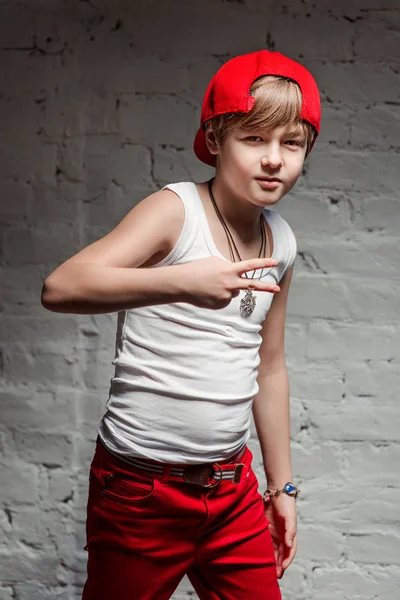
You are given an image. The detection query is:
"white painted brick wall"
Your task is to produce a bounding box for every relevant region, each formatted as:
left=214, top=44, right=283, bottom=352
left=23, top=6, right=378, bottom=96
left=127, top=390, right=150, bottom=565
left=1, top=0, right=399, bottom=598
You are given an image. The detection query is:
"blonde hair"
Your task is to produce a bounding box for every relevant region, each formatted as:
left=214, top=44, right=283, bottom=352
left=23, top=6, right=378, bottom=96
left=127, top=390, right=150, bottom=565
left=207, top=75, right=316, bottom=156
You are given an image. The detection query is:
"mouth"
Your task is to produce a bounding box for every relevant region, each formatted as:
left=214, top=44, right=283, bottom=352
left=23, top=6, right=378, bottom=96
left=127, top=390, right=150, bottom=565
left=255, top=177, right=282, bottom=183
left=255, top=177, right=282, bottom=191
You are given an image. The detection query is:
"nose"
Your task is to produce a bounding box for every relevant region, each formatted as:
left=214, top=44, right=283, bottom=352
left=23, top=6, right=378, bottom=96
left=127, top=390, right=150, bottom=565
left=261, top=147, right=283, bottom=169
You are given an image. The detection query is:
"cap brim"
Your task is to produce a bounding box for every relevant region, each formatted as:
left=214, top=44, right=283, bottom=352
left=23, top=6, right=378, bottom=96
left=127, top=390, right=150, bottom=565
left=193, top=127, right=216, bottom=167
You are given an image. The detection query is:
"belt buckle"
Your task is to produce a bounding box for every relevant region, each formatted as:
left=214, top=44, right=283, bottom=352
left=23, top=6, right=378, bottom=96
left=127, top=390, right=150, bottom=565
left=183, top=463, right=223, bottom=488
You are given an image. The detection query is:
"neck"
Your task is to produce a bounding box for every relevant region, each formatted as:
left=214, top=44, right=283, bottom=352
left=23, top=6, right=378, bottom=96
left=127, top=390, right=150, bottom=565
left=209, top=174, right=264, bottom=237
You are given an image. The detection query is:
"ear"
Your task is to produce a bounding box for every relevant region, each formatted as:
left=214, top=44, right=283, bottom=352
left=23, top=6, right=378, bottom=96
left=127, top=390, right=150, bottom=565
left=204, top=122, right=220, bottom=157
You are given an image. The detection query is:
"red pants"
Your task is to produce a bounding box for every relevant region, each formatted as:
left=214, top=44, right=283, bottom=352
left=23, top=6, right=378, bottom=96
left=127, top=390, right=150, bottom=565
left=82, top=438, right=282, bottom=600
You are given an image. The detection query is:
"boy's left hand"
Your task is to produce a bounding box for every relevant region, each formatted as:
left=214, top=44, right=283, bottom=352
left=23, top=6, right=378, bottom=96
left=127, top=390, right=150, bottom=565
left=264, top=495, right=297, bottom=579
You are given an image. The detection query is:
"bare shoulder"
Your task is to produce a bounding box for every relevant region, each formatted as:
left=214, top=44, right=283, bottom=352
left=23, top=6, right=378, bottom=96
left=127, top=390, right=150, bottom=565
left=53, top=187, right=186, bottom=272
left=135, top=187, right=186, bottom=267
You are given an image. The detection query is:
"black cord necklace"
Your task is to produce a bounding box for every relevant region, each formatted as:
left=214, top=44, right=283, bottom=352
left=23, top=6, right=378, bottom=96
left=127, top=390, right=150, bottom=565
left=208, top=179, right=267, bottom=317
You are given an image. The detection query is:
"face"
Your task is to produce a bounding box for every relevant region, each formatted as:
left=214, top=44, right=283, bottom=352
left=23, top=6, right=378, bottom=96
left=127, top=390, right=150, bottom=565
left=207, top=123, right=308, bottom=208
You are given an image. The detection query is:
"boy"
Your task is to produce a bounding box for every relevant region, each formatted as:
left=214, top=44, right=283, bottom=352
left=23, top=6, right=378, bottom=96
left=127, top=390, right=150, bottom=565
left=42, top=49, right=321, bottom=600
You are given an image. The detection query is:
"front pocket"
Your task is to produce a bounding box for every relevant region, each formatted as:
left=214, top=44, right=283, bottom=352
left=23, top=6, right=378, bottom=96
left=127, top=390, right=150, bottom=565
left=104, top=474, right=157, bottom=504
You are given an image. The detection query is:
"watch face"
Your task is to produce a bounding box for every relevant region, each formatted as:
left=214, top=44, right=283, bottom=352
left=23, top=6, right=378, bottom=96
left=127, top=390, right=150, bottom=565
left=284, top=483, right=298, bottom=496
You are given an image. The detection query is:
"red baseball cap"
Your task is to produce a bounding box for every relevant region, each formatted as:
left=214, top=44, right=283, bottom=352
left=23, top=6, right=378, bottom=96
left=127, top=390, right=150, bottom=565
left=193, top=49, right=321, bottom=166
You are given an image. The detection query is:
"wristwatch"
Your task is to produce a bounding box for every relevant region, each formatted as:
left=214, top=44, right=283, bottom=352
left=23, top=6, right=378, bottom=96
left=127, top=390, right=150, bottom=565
left=263, top=482, right=299, bottom=505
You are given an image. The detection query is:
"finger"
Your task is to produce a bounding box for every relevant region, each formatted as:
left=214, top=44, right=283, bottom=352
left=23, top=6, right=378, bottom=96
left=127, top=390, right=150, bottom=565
left=282, top=536, right=297, bottom=571
left=276, top=542, right=284, bottom=570
left=236, top=279, right=281, bottom=294
left=285, top=527, right=296, bottom=550
left=276, top=543, right=285, bottom=579
left=236, top=257, right=279, bottom=275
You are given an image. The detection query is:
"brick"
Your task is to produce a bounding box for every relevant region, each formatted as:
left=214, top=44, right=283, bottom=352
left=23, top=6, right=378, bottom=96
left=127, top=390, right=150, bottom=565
left=0, top=43, right=70, bottom=94
left=343, top=361, right=400, bottom=402
left=307, top=61, right=400, bottom=105
left=318, top=104, right=353, bottom=146
left=340, top=488, right=400, bottom=529
left=153, top=146, right=213, bottom=189
left=3, top=223, right=80, bottom=267
left=288, top=397, right=304, bottom=438
left=76, top=436, right=99, bottom=471
left=292, top=442, right=343, bottom=480
left=312, top=566, right=392, bottom=599
left=0, top=388, right=76, bottom=431
left=0, top=552, right=60, bottom=586
left=269, top=14, right=354, bottom=61
left=2, top=265, right=46, bottom=315
left=288, top=275, right=351, bottom=319
left=346, top=280, right=400, bottom=321
left=0, top=136, right=57, bottom=184
left=29, top=182, right=81, bottom=226
left=119, top=95, right=197, bottom=147
left=81, top=347, right=115, bottom=389
left=297, top=526, right=343, bottom=561
left=77, top=312, right=117, bottom=352
left=75, top=389, right=105, bottom=425
left=307, top=400, right=400, bottom=441
left=80, top=137, right=153, bottom=193
left=0, top=180, right=31, bottom=222
left=0, top=463, right=38, bottom=505
left=343, top=443, right=400, bottom=486
left=350, top=105, right=400, bottom=149
left=120, top=2, right=267, bottom=56
left=1, top=315, right=79, bottom=353
left=287, top=362, right=345, bottom=402
left=0, top=6, right=34, bottom=48
left=307, top=321, right=398, bottom=360
left=13, top=431, right=73, bottom=467
left=279, top=189, right=357, bottom=238
left=291, top=275, right=399, bottom=323
left=3, top=348, right=79, bottom=387
left=0, top=94, right=45, bottom=140
left=354, top=20, right=400, bottom=61
left=11, top=507, right=66, bottom=551
left=14, top=585, right=72, bottom=600
left=296, top=235, right=400, bottom=279
left=306, top=148, right=400, bottom=194
left=354, top=195, right=400, bottom=236
left=81, top=183, right=153, bottom=229
left=46, top=469, right=76, bottom=504
left=79, top=52, right=190, bottom=96
left=285, top=323, right=308, bottom=359
left=347, top=530, right=400, bottom=565
left=298, top=482, right=399, bottom=525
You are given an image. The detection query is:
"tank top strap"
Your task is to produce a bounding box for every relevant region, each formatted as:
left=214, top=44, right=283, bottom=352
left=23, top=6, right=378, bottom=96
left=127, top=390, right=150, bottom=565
left=161, top=181, right=200, bottom=219
left=152, top=182, right=200, bottom=267
left=263, top=208, right=297, bottom=281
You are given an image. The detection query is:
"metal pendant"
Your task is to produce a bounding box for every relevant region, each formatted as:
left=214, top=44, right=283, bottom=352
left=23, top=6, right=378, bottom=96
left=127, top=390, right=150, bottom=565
left=240, top=289, right=256, bottom=318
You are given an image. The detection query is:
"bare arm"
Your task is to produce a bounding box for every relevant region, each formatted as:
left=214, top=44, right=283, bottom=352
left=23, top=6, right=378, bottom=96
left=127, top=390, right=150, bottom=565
left=41, top=189, right=187, bottom=314
left=41, top=188, right=280, bottom=315
left=252, top=266, right=294, bottom=488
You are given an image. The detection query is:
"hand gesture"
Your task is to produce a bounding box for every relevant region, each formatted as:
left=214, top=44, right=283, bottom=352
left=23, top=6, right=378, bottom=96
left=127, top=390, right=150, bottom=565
left=180, top=256, right=280, bottom=310
left=264, top=495, right=297, bottom=579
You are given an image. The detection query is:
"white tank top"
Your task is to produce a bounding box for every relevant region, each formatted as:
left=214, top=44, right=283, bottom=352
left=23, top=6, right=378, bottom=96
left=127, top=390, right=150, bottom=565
left=98, top=182, right=297, bottom=464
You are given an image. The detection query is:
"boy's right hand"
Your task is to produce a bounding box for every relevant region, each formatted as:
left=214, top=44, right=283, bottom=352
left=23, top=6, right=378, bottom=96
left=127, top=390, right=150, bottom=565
left=178, top=256, right=280, bottom=310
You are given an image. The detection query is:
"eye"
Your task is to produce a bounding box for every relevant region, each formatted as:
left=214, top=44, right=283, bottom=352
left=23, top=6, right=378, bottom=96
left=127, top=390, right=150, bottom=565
left=285, top=139, right=305, bottom=148
left=246, top=135, right=263, bottom=142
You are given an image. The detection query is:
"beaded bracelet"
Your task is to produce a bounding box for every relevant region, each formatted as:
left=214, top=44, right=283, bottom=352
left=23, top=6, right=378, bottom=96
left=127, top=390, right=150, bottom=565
left=263, top=482, right=299, bottom=505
